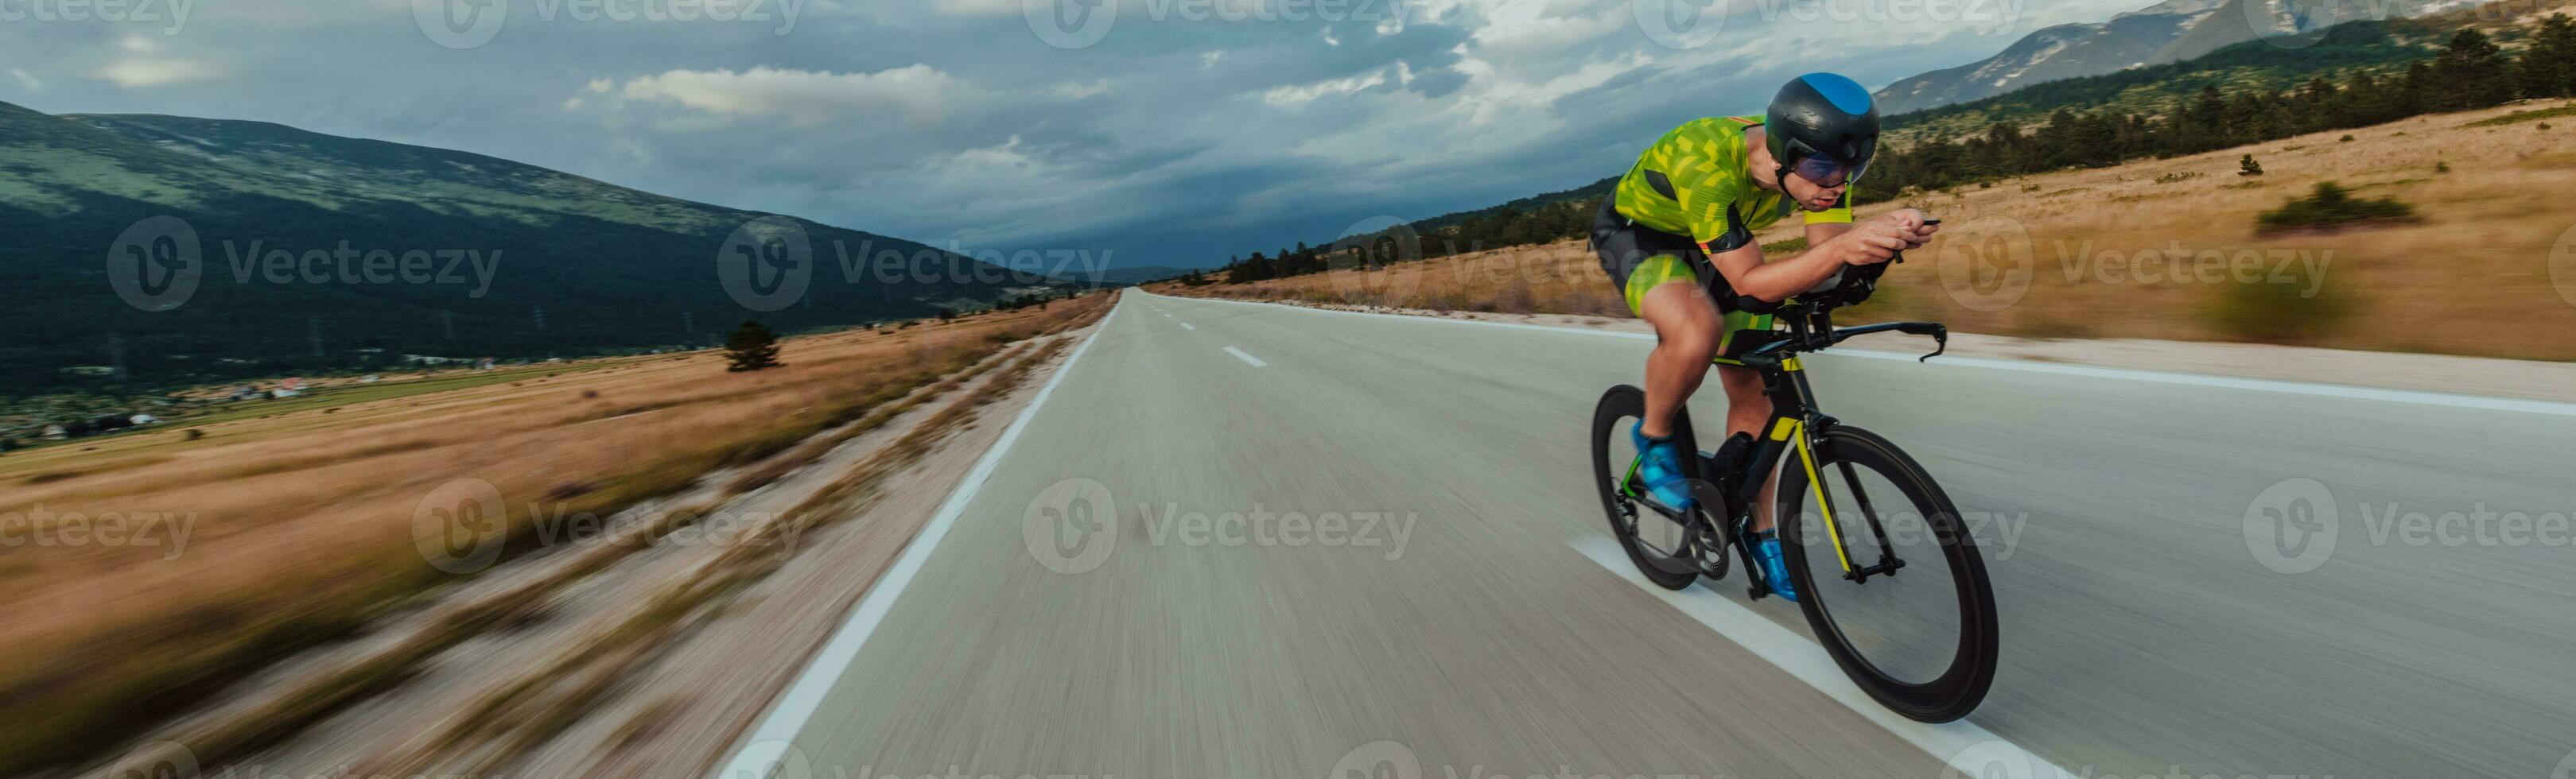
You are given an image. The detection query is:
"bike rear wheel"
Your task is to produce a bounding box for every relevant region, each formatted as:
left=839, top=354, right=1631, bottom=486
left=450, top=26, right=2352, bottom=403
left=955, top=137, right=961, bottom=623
left=1773, top=424, right=1999, bottom=723
left=1590, top=385, right=1701, bottom=590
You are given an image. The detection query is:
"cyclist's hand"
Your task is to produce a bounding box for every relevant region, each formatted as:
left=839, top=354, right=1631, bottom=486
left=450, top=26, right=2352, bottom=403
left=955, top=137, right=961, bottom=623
left=1885, top=208, right=1939, bottom=249
left=1842, top=219, right=1913, bottom=265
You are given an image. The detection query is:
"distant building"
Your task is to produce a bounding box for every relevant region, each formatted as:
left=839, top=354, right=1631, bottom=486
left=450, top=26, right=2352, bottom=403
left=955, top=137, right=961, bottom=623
left=40, top=425, right=68, bottom=440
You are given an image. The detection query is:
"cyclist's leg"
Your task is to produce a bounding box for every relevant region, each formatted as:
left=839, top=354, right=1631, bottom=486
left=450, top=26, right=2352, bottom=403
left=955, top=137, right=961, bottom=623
left=1714, top=312, right=1780, bottom=530
left=1631, top=261, right=1719, bottom=438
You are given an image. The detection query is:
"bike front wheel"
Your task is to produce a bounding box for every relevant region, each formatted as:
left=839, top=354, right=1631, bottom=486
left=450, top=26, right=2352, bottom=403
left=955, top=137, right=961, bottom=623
left=1773, top=424, right=1999, bottom=723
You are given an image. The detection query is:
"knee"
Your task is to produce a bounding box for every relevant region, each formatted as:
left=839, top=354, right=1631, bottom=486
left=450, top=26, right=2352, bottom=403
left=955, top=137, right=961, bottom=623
left=1665, top=325, right=1718, bottom=359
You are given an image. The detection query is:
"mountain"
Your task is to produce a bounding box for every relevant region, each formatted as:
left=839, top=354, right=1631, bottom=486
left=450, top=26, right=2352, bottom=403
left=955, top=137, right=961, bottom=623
left=0, top=102, right=1063, bottom=389
left=1871, top=0, right=2444, bottom=114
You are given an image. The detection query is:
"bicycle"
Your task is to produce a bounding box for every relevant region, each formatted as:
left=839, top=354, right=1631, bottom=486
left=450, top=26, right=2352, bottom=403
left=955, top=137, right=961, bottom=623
left=1588, top=251, right=1999, bottom=723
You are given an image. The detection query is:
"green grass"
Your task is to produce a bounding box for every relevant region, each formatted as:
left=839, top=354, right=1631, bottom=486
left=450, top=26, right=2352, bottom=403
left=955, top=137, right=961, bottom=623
left=2462, top=103, right=2576, bottom=127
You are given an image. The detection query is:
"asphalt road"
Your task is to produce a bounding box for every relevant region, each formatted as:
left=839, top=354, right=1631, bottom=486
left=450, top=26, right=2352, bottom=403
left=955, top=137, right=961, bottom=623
left=742, top=290, right=2576, bottom=779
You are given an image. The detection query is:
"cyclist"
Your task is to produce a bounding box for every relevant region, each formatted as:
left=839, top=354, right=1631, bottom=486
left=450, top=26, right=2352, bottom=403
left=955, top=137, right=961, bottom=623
left=1591, top=72, right=1937, bottom=602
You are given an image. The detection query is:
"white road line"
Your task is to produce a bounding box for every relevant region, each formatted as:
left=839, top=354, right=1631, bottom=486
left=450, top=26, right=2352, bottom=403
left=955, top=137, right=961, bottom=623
left=711, top=303, right=1121, bottom=779
left=1136, top=291, right=2576, bottom=417
left=1162, top=313, right=1173, bottom=318
left=1223, top=347, right=1268, bottom=367
left=1571, top=537, right=2079, bottom=779
left=1180, top=323, right=1195, bottom=331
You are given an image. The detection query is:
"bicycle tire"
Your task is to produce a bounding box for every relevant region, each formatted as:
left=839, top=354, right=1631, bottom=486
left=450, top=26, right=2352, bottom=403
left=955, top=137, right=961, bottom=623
left=1773, top=424, right=1999, bottom=723
left=1591, top=385, right=1700, bottom=590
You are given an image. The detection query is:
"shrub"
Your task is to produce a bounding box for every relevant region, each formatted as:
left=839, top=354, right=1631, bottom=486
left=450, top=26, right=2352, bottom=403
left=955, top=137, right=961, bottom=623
left=2339, top=134, right=2356, bottom=142
left=724, top=320, right=785, bottom=372
left=2154, top=171, right=2204, bottom=184
left=2238, top=154, right=2264, bottom=176
left=2205, top=273, right=2353, bottom=343
left=2255, top=181, right=2419, bottom=234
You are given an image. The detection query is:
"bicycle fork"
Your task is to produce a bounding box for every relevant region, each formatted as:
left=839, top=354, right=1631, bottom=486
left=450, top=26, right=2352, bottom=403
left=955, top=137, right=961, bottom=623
left=1775, top=417, right=1906, bottom=583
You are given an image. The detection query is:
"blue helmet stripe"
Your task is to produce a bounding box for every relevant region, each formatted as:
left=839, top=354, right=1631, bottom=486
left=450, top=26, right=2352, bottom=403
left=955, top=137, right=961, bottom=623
left=1801, top=73, right=1872, bottom=115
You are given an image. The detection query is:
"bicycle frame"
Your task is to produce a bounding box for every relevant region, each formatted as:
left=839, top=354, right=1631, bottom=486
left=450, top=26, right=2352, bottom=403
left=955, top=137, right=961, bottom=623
left=1623, top=303, right=1948, bottom=598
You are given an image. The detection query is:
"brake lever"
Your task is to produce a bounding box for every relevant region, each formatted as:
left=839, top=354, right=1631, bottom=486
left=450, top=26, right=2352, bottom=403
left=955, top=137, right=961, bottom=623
left=1919, top=331, right=1947, bottom=362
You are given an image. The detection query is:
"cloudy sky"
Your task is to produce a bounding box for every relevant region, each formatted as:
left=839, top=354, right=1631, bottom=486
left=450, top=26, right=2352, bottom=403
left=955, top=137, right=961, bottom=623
left=0, top=0, right=2145, bottom=269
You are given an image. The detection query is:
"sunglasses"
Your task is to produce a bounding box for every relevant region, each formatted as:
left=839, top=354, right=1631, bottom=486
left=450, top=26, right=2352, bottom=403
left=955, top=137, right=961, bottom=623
left=1789, top=151, right=1867, bottom=189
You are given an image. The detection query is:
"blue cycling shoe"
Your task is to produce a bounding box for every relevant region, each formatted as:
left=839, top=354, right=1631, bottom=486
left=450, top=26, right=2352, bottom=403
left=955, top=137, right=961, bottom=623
left=1627, top=421, right=1696, bottom=512
left=1752, top=529, right=1799, bottom=603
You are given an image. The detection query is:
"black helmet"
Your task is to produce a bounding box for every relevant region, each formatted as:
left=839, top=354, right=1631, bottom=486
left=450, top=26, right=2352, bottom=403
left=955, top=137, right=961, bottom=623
left=1765, top=73, right=1879, bottom=188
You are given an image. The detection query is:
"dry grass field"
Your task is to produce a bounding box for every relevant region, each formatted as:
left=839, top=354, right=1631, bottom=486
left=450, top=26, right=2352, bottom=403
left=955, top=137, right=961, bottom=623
left=0, top=295, right=1109, bottom=775
left=1159, top=101, right=2576, bottom=361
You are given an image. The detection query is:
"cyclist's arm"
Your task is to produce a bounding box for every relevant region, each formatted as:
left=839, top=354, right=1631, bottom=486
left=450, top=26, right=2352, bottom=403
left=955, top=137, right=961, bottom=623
left=1707, top=238, right=1849, bottom=304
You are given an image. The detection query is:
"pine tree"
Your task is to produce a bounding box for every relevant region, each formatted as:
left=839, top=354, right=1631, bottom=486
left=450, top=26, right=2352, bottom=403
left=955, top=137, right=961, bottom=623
left=724, top=320, right=784, bottom=372
left=2524, top=14, right=2576, bottom=98
left=2240, top=154, right=2264, bottom=176
left=2434, top=29, right=2513, bottom=108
